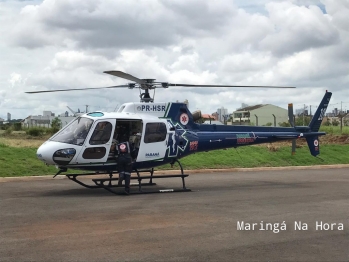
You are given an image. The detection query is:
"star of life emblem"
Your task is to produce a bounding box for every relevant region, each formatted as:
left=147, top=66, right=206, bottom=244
left=180, top=113, right=189, bottom=125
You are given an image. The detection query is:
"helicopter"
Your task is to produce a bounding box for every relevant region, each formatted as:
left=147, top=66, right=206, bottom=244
left=27, top=71, right=332, bottom=195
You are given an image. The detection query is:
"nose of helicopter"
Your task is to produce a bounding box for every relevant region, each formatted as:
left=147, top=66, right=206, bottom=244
left=36, top=141, right=56, bottom=165
left=37, top=141, right=79, bottom=166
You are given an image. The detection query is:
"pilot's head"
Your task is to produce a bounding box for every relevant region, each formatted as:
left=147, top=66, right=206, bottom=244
left=111, top=139, right=117, bottom=151
left=98, top=122, right=107, bottom=129
left=85, top=121, right=92, bottom=129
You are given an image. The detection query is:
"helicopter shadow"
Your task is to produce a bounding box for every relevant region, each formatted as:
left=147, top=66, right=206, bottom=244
left=38, top=183, right=192, bottom=197
left=39, top=187, right=116, bottom=197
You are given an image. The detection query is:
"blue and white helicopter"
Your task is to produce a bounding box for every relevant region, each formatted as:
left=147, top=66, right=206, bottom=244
left=27, top=71, right=332, bottom=194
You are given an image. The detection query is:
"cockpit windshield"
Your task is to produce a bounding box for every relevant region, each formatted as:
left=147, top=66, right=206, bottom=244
left=51, top=117, right=94, bottom=145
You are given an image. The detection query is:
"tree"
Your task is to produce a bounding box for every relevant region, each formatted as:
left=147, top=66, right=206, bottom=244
left=295, top=116, right=311, bottom=126
left=332, top=119, right=339, bottom=126
left=278, top=121, right=291, bottom=127
left=323, top=119, right=331, bottom=126
left=51, top=117, right=62, bottom=130
left=13, top=122, right=22, bottom=131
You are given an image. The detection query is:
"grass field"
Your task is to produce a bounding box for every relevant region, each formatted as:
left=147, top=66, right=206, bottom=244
left=320, top=126, right=349, bottom=135
left=1, top=134, right=349, bottom=177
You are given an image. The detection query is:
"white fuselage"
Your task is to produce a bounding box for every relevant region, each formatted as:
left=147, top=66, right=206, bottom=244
left=36, top=102, right=175, bottom=169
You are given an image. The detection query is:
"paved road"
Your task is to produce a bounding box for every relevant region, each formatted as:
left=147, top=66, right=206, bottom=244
left=1, top=168, right=348, bottom=261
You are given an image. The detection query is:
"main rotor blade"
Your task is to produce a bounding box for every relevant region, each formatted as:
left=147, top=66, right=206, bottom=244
left=167, top=84, right=296, bottom=88
left=25, top=85, right=129, bottom=94
left=104, top=70, right=146, bottom=85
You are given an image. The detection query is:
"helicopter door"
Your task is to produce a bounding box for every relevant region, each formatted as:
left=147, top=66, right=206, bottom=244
left=137, top=122, right=168, bottom=162
left=75, top=119, right=115, bottom=164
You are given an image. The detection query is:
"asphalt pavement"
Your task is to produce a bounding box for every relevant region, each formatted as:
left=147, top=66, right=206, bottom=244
left=0, top=167, right=348, bottom=261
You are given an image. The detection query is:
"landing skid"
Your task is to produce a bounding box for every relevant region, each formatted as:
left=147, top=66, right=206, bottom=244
left=64, top=171, right=156, bottom=189
left=56, top=160, right=191, bottom=195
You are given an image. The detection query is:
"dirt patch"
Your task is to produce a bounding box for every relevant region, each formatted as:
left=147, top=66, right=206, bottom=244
left=257, top=134, right=349, bottom=150
left=0, top=136, right=46, bottom=148
left=321, top=134, right=349, bottom=144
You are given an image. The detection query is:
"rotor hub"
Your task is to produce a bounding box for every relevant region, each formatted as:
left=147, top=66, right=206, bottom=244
left=139, top=89, right=154, bottom=103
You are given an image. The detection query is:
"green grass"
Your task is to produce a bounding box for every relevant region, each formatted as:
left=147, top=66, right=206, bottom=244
left=0, top=147, right=58, bottom=177
left=1, top=144, right=349, bottom=177
left=319, top=126, right=349, bottom=135
left=175, top=144, right=349, bottom=169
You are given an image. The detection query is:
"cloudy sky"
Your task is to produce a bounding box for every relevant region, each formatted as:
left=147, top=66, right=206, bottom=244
left=1, top=0, right=349, bottom=120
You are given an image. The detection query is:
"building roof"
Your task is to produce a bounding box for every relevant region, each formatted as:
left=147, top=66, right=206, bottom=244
left=235, top=104, right=266, bottom=112
left=201, top=113, right=214, bottom=119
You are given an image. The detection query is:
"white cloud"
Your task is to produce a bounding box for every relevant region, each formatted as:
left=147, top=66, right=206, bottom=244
left=0, top=0, right=349, bottom=120
left=260, top=2, right=339, bottom=56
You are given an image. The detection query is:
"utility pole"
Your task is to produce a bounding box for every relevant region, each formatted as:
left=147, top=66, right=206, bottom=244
left=340, top=101, right=343, bottom=133
left=85, top=105, right=89, bottom=113
left=272, top=114, right=276, bottom=127
left=224, top=114, right=229, bottom=125
left=303, top=104, right=305, bottom=125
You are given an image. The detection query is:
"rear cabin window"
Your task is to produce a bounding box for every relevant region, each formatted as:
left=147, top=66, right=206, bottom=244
left=144, top=123, right=167, bottom=143
left=89, top=121, right=113, bottom=145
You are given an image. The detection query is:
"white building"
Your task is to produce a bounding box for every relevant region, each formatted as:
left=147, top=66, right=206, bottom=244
left=295, top=108, right=309, bottom=116
left=203, top=120, right=224, bottom=125
left=22, top=111, right=75, bottom=128
left=232, top=104, right=288, bottom=126
left=43, top=111, right=55, bottom=117
left=217, top=107, right=228, bottom=123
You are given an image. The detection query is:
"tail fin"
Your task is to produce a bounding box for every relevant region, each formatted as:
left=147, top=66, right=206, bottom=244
left=306, top=136, right=320, bottom=156
left=308, top=91, right=332, bottom=131
left=165, top=102, right=196, bottom=128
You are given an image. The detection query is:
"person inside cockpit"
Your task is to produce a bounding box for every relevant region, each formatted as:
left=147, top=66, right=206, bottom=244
left=108, top=138, right=118, bottom=160
left=73, top=120, right=92, bottom=145
left=91, top=122, right=112, bottom=144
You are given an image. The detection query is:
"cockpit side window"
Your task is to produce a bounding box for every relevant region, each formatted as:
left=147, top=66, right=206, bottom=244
left=144, top=122, right=167, bottom=143
left=89, top=121, right=113, bottom=145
